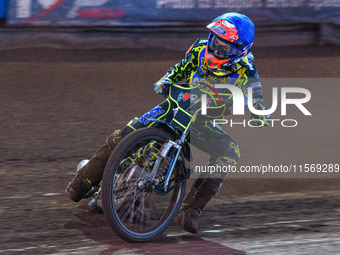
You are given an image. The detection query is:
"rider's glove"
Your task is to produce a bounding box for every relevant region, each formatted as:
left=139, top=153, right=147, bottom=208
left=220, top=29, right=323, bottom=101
left=154, top=79, right=172, bottom=95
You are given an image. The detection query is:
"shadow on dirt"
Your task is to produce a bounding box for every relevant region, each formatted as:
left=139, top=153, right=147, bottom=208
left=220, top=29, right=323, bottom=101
left=64, top=209, right=245, bottom=255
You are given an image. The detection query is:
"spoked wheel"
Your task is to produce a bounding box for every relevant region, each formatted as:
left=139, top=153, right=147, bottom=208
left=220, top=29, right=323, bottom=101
left=102, top=127, right=186, bottom=242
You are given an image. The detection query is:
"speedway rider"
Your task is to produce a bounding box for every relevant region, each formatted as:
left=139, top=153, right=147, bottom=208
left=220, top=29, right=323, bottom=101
left=66, top=12, right=270, bottom=234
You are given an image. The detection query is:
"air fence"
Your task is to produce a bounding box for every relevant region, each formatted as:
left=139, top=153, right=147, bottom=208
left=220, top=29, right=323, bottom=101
left=0, top=1, right=339, bottom=47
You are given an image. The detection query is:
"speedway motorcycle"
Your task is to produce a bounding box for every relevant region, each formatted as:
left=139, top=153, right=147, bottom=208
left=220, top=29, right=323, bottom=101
left=101, top=82, right=231, bottom=242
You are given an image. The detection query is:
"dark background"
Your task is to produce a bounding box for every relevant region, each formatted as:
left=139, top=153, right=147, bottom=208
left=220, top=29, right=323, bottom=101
left=0, top=44, right=339, bottom=254
left=0, top=1, right=340, bottom=253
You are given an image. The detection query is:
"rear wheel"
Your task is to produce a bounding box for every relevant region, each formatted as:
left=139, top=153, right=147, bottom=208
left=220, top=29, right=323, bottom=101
left=102, top=127, right=186, bottom=242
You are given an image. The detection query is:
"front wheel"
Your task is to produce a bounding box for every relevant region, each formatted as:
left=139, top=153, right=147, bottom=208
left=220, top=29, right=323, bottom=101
left=102, top=127, right=186, bottom=242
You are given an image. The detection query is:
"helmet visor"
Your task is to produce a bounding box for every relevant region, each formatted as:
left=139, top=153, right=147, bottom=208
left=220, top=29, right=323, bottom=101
left=208, top=34, right=241, bottom=59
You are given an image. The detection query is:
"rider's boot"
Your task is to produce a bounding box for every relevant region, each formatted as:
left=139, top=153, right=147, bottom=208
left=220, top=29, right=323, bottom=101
left=66, top=130, right=122, bottom=202
left=175, top=158, right=233, bottom=234
left=175, top=177, right=223, bottom=234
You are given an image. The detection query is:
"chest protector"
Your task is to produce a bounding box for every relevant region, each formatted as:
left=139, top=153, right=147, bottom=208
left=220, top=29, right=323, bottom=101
left=189, top=46, right=248, bottom=118
left=169, top=46, right=249, bottom=132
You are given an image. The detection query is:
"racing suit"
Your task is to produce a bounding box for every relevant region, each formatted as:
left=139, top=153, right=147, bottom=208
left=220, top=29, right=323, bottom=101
left=66, top=38, right=270, bottom=233
left=149, top=38, right=270, bottom=233
left=110, top=38, right=269, bottom=162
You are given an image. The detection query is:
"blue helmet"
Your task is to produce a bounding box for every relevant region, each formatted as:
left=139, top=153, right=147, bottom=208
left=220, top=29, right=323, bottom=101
left=205, top=12, right=255, bottom=69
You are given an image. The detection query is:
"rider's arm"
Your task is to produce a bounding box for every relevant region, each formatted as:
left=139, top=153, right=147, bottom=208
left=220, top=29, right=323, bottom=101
left=241, top=54, right=271, bottom=126
left=156, top=39, right=204, bottom=84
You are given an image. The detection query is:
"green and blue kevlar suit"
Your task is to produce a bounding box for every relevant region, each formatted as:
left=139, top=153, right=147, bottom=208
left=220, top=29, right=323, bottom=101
left=104, top=40, right=271, bottom=225
left=108, top=38, right=270, bottom=167
left=73, top=39, right=270, bottom=221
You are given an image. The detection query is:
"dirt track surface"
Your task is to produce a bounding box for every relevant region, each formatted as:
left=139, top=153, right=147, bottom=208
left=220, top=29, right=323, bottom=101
left=1, top=45, right=340, bottom=254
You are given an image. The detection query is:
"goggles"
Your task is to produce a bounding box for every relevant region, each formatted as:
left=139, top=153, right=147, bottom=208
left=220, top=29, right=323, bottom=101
left=208, top=34, right=242, bottom=59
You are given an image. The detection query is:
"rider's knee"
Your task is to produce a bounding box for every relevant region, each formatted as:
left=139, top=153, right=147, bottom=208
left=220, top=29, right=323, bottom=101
left=226, top=140, right=241, bottom=162
left=212, top=139, right=240, bottom=164
left=121, top=117, right=145, bottom=136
